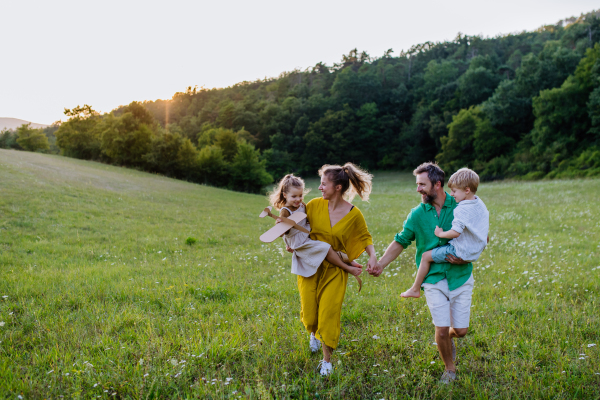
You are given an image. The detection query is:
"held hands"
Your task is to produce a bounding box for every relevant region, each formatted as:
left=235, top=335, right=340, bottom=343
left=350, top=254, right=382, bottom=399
left=366, top=256, right=383, bottom=277
left=434, top=226, right=444, bottom=237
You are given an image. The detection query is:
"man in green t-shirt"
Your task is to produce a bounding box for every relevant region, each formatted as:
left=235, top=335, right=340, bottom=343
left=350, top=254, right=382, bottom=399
left=367, top=162, right=473, bottom=384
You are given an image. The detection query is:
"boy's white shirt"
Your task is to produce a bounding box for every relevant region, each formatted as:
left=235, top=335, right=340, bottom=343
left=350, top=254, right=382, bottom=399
left=449, top=196, right=489, bottom=262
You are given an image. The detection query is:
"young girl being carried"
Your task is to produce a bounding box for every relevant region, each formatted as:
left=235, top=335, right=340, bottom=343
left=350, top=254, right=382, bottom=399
left=269, top=174, right=363, bottom=281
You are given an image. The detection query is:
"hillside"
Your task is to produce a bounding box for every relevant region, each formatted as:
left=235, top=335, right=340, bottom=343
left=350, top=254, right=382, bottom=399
left=0, top=149, right=599, bottom=398
left=0, top=117, right=49, bottom=131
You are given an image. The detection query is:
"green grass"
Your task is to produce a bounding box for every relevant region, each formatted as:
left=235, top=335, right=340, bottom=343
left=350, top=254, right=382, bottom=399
left=0, top=149, right=599, bottom=399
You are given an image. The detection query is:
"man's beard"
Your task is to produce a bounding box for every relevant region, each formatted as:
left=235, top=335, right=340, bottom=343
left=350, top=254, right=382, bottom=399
left=421, top=190, right=437, bottom=204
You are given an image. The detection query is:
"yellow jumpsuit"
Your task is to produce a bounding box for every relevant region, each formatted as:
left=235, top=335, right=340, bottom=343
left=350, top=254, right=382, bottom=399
left=298, top=197, right=373, bottom=350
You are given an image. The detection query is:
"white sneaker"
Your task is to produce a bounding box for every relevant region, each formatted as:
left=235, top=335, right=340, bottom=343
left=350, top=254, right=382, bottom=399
left=318, top=359, right=333, bottom=376
left=309, top=333, right=321, bottom=353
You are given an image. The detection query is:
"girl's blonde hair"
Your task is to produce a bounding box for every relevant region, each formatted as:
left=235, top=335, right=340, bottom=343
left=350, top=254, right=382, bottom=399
left=268, top=174, right=310, bottom=210
left=318, top=162, right=373, bottom=202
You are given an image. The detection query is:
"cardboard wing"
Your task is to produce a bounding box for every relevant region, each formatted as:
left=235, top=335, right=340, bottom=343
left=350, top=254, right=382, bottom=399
left=259, top=207, right=309, bottom=243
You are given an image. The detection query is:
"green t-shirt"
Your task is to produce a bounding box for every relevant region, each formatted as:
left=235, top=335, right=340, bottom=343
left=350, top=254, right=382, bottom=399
left=394, top=192, right=473, bottom=291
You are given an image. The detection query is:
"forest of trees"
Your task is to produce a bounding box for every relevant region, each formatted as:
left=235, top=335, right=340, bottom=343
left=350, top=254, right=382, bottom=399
left=2, top=10, right=599, bottom=192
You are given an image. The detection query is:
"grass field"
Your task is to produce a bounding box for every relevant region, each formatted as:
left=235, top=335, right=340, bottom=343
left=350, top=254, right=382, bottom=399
left=0, top=149, right=599, bottom=399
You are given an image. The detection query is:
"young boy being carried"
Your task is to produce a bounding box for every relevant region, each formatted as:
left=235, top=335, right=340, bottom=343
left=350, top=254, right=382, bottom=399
left=401, top=168, right=489, bottom=298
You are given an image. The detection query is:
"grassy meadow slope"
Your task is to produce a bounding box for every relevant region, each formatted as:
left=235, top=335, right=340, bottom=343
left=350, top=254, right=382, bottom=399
left=0, top=149, right=599, bottom=399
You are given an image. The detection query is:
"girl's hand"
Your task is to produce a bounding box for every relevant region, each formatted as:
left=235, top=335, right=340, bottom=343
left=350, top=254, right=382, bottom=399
left=434, top=226, right=443, bottom=237
left=348, top=265, right=363, bottom=277
left=276, top=218, right=282, bottom=224
left=350, top=260, right=363, bottom=269
left=286, top=245, right=293, bottom=253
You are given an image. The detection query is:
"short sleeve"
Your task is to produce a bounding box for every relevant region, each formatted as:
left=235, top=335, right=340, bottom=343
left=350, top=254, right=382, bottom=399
left=355, top=210, right=373, bottom=247
left=305, top=198, right=319, bottom=223
left=394, top=209, right=416, bottom=248
left=345, top=209, right=373, bottom=260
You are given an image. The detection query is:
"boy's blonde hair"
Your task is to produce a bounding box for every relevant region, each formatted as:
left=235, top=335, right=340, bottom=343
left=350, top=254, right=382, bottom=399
left=268, top=174, right=310, bottom=210
left=448, top=168, right=479, bottom=193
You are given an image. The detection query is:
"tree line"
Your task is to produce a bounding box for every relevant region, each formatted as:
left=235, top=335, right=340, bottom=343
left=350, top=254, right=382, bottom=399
left=3, top=10, right=599, bottom=192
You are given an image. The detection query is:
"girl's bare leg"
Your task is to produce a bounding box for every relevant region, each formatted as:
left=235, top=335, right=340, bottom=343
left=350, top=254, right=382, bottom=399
left=325, top=247, right=361, bottom=277
left=401, top=250, right=433, bottom=298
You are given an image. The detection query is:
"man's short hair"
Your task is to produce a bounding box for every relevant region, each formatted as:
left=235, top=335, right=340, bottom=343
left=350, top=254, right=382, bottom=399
left=413, top=162, right=445, bottom=187
left=448, top=168, right=479, bottom=193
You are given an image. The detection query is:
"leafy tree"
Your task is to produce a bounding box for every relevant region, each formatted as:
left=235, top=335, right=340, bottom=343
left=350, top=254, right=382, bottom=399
left=0, top=129, right=20, bottom=149
left=437, top=107, right=478, bottom=172
left=473, top=118, right=514, bottom=162
left=229, top=142, right=273, bottom=193
left=100, top=105, right=156, bottom=167
left=214, top=128, right=240, bottom=162
left=197, top=146, right=229, bottom=187
left=144, top=131, right=185, bottom=175
left=16, top=124, right=50, bottom=152
left=261, top=148, right=295, bottom=180
left=176, top=138, right=200, bottom=180
left=55, top=105, right=102, bottom=159
left=457, top=66, right=501, bottom=108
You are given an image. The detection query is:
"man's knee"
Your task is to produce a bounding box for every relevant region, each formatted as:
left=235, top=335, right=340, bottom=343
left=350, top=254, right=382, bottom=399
left=435, top=326, right=450, bottom=338
left=452, top=327, right=468, bottom=337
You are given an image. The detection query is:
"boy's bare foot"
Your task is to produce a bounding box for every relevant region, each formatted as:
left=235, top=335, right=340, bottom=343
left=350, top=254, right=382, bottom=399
left=347, top=266, right=362, bottom=277
left=400, top=288, right=421, bottom=298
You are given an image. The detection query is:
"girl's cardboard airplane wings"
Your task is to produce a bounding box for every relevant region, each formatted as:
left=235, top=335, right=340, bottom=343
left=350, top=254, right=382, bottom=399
left=259, top=206, right=309, bottom=243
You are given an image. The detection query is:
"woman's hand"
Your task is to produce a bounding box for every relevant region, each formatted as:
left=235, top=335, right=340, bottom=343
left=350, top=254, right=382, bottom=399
left=350, top=260, right=363, bottom=269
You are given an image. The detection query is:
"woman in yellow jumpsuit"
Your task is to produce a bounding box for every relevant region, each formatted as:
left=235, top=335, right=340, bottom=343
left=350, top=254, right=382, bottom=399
left=296, top=162, right=377, bottom=376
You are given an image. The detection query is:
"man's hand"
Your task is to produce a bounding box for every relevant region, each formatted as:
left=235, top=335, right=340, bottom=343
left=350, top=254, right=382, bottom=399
left=367, top=260, right=384, bottom=277
left=366, top=255, right=378, bottom=274
left=434, top=226, right=443, bottom=237
left=445, top=254, right=468, bottom=264
left=286, top=245, right=293, bottom=253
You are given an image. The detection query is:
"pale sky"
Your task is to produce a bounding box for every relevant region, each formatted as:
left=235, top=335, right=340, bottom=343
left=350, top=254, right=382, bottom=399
left=1, top=0, right=597, bottom=125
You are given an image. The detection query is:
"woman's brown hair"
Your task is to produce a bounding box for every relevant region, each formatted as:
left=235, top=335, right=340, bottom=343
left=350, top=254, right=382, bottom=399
left=318, top=162, right=373, bottom=202
left=268, top=174, right=310, bottom=210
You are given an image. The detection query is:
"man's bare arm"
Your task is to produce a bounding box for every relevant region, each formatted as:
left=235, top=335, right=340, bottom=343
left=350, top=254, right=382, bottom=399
left=368, top=241, right=404, bottom=277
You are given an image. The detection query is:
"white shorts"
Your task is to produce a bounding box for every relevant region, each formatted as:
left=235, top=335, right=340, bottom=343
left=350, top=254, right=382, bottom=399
left=423, top=274, right=474, bottom=328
